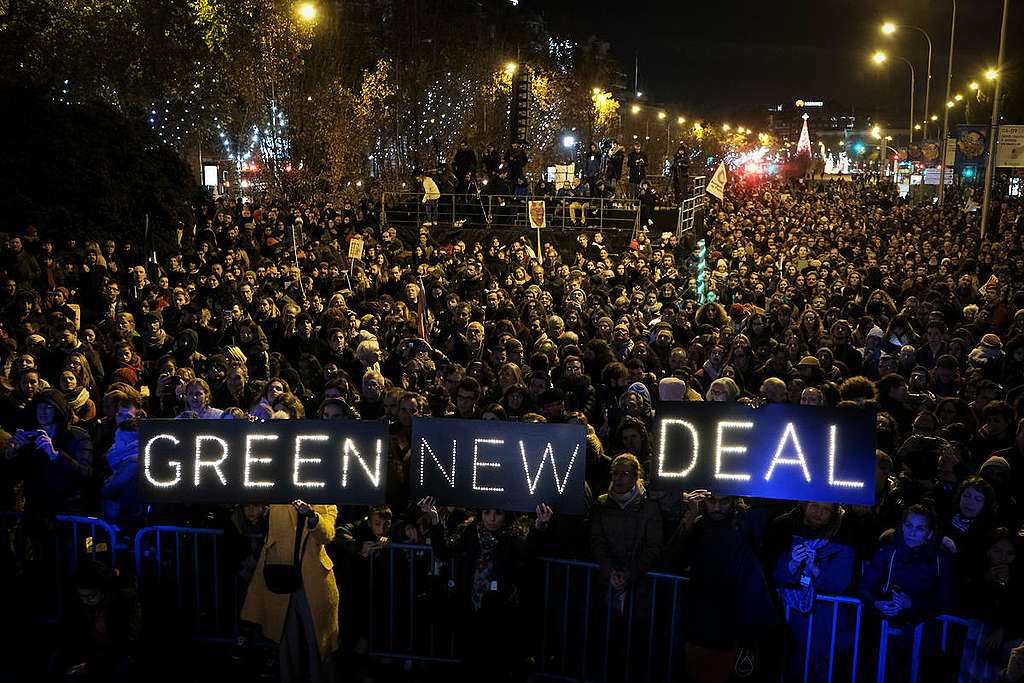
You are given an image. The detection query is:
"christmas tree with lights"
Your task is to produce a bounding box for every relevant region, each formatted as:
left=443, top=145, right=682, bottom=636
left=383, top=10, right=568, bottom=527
left=796, top=113, right=811, bottom=156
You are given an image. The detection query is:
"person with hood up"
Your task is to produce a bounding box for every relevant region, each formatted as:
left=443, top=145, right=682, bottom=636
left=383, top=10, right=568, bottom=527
left=764, top=501, right=857, bottom=682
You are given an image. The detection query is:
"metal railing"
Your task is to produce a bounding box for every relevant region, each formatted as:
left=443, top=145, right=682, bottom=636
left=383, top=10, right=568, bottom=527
left=0, top=514, right=985, bottom=681
left=381, top=191, right=643, bottom=233
left=134, top=525, right=234, bottom=643
left=677, top=175, right=707, bottom=237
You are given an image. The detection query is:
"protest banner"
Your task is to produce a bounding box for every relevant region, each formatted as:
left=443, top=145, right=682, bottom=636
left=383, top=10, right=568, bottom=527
left=652, top=403, right=876, bottom=505
left=138, top=419, right=389, bottom=504
left=411, top=417, right=586, bottom=513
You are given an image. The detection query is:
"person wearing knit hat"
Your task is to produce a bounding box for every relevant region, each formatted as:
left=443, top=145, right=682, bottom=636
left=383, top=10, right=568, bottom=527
left=981, top=455, right=1010, bottom=474
left=4, top=387, right=92, bottom=515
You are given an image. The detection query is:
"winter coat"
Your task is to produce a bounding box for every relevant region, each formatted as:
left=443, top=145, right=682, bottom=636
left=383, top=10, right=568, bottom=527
left=589, top=488, right=662, bottom=583
left=100, top=429, right=141, bottom=531
left=627, top=150, right=648, bottom=184
left=667, top=510, right=778, bottom=649
left=858, top=525, right=955, bottom=624
left=241, top=504, right=340, bottom=659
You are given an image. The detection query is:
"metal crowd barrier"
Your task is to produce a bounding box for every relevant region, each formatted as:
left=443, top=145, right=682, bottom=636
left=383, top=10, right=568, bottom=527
left=133, top=525, right=234, bottom=643
left=0, top=514, right=984, bottom=681
left=367, top=542, right=460, bottom=663
left=380, top=191, right=642, bottom=233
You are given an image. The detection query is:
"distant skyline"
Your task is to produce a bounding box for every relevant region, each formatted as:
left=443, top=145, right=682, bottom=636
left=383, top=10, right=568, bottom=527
left=531, top=0, right=1022, bottom=124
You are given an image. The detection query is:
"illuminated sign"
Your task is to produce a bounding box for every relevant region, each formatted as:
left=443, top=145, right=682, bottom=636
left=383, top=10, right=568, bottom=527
left=138, top=419, right=389, bottom=504
left=411, top=417, right=586, bottom=514
left=653, top=403, right=876, bottom=505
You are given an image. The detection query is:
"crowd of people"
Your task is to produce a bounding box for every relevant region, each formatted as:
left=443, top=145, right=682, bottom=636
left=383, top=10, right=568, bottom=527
left=2, top=169, right=1024, bottom=682
left=413, top=138, right=688, bottom=230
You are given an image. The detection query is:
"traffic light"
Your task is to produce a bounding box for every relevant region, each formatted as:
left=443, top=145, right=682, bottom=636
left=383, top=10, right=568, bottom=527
left=962, top=166, right=976, bottom=179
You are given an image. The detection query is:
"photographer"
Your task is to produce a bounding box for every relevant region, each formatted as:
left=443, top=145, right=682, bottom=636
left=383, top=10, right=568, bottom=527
left=4, top=388, right=93, bottom=518
left=100, top=395, right=144, bottom=534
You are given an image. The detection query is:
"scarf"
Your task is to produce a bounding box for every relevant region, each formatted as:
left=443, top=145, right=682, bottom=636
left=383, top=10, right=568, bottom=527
left=609, top=481, right=645, bottom=510
left=64, top=387, right=91, bottom=412
left=471, top=527, right=499, bottom=612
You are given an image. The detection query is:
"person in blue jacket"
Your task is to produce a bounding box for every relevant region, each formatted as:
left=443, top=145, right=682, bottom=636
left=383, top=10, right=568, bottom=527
left=858, top=503, right=956, bottom=678
left=765, top=501, right=857, bottom=683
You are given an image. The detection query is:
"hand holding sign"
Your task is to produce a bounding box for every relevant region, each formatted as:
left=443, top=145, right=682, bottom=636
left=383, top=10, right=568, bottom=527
left=418, top=496, right=439, bottom=525
left=534, top=503, right=553, bottom=530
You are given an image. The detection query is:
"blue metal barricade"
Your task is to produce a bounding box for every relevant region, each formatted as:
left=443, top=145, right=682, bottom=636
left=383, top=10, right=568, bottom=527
left=134, top=525, right=231, bottom=642
left=534, top=558, right=689, bottom=683
left=367, top=542, right=461, bottom=664
left=782, top=594, right=864, bottom=683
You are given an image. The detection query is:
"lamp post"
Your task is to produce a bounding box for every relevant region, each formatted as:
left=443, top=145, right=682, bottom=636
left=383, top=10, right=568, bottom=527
left=980, top=0, right=1008, bottom=238
left=938, top=0, right=956, bottom=206
left=882, top=22, right=932, bottom=137
left=874, top=52, right=915, bottom=145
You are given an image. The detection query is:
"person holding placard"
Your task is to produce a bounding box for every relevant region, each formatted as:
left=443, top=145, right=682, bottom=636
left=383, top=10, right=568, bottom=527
left=241, top=499, right=339, bottom=683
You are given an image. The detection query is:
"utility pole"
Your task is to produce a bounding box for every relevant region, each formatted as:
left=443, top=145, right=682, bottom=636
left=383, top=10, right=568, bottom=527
left=979, top=0, right=1008, bottom=239
left=937, top=0, right=956, bottom=206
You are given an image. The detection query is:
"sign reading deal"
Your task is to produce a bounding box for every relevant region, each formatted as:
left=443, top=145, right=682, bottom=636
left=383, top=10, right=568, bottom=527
left=411, top=417, right=586, bottom=514
left=653, top=403, right=876, bottom=505
left=138, top=419, right=389, bottom=504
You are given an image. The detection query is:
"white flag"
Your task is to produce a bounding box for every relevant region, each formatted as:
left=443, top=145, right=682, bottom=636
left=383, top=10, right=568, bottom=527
left=706, top=162, right=727, bottom=200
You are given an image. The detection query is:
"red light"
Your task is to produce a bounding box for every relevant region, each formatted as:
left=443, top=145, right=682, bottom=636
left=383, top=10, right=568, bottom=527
left=285, top=164, right=293, bottom=172
left=893, top=154, right=899, bottom=160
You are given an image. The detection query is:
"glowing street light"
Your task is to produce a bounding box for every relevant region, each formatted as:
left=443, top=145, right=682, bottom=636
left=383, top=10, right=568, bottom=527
left=505, top=62, right=517, bottom=75
left=298, top=3, right=316, bottom=20
left=986, top=68, right=997, bottom=80
left=873, top=51, right=887, bottom=64
left=954, top=93, right=963, bottom=101
left=631, top=104, right=640, bottom=114
left=931, top=114, right=938, bottom=121
left=657, top=111, right=666, bottom=120
left=562, top=135, right=576, bottom=149
left=947, top=100, right=955, bottom=108
left=882, top=22, right=897, bottom=34
left=915, top=124, right=922, bottom=130
left=677, top=116, right=685, bottom=124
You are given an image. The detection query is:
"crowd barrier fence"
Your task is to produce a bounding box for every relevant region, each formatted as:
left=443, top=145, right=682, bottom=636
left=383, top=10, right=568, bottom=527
left=380, top=192, right=644, bottom=233
left=0, top=514, right=981, bottom=681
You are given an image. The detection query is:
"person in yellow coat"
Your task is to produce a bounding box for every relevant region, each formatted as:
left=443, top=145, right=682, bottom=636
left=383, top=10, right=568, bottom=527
left=242, top=499, right=339, bottom=682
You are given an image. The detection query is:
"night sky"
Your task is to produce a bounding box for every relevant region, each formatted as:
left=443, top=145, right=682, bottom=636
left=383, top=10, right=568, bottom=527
left=537, top=0, right=1023, bottom=123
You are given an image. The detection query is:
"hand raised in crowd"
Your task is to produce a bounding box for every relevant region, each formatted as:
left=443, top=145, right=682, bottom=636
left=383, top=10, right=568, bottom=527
left=534, top=503, right=553, bottom=529
left=682, top=489, right=711, bottom=526
left=417, top=496, right=439, bottom=525
left=292, top=499, right=318, bottom=527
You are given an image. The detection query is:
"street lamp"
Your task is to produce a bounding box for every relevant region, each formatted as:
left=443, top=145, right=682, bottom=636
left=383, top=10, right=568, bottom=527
left=722, top=124, right=730, bottom=131
left=882, top=21, right=933, bottom=136
left=955, top=93, right=963, bottom=101
left=677, top=116, right=685, bottom=124
left=631, top=104, right=640, bottom=114
left=505, top=62, right=517, bottom=75
left=562, top=135, right=576, bottom=149
left=873, top=51, right=916, bottom=143
left=938, top=0, right=957, bottom=206
left=986, top=68, right=997, bottom=80
left=298, top=2, right=316, bottom=20
left=969, top=82, right=979, bottom=91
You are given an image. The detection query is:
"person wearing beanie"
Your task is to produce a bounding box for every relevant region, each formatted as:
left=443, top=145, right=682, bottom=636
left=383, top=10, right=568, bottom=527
left=4, top=388, right=93, bottom=516
left=968, top=334, right=1006, bottom=381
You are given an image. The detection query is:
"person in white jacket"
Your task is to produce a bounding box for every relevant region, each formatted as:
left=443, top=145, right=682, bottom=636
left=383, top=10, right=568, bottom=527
left=417, top=173, right=440, bottom=226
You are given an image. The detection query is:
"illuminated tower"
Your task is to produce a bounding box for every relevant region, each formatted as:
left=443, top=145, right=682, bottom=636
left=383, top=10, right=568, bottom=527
left=796, top=112, right=811, bottom=156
